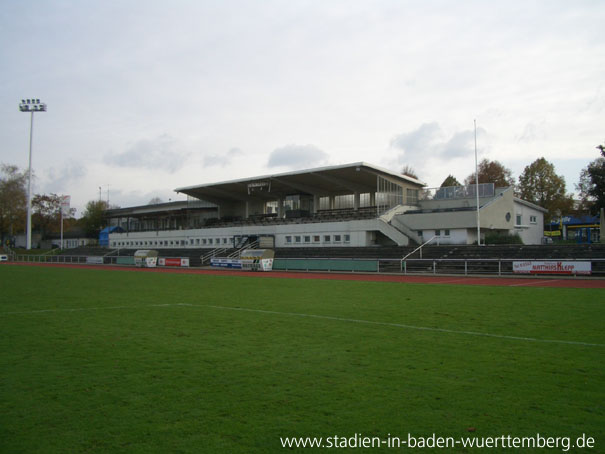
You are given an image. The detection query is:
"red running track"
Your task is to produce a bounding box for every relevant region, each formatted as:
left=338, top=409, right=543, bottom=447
left=5, top=262, right=605, bottom=289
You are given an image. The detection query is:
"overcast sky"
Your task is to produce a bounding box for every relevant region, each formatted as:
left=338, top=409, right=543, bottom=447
left=1, top=0, right=603, bottom=215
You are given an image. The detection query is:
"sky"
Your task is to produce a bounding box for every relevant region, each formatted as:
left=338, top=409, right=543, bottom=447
left=1, top=0, right=604, bottom=216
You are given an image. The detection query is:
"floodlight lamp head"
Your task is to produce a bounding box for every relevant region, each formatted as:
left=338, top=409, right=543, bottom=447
left=19, top=98, right=46, bottom=112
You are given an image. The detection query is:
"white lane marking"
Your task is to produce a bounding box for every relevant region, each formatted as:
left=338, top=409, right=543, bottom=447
left=509, top=280, right=559, bottom=287
left=1, top=303, right=181, bottom=315
left=3, top=302, right=603, bottom=348
left=196, top=304, right=605, bottom=348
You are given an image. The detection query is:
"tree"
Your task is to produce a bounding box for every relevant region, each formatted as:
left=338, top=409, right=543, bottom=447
left=464, top=159, right=515, bottom=188
left=0, top=164, right=27, bottom=243
left=401, top=165, right=419, bottom=179
left=517, top=157, right=574, bottom=219
left=440, top=175, right=461, bottom=187
left=32, top=193, right=76, bottom=238
left=577, top=144, right=605, bottom=214
left=148, top=197, right=163, bottom=205
left=80, top=200, right=109, bottom=237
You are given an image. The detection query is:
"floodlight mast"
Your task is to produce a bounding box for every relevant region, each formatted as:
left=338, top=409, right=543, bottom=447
left=19, top=99, right=47, bottom=250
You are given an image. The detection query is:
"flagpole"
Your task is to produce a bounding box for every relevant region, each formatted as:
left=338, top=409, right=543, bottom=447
left=475, top=119, right=481, bottom=246
left=60, top=208, right=64, bottom=250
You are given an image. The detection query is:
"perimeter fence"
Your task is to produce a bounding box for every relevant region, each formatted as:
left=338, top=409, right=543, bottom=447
left=11, top=254, right=605, bottom=277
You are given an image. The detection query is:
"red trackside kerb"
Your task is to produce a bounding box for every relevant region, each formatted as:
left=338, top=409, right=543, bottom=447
left=5, top=262, right=605, bottom=289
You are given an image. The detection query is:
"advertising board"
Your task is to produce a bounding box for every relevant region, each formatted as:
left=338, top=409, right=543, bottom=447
left=513, top=261, right=591, bottom=275
left=158, top=258, right=190, bottom=267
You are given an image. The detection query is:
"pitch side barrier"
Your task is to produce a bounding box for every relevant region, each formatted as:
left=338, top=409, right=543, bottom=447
left=11, top=254, right=188, bottom=268
left=392, top=258, right=605, bottom=277
left=273, top=257, right=605, bottom=277
left=10, top=255, right=605, bottom=277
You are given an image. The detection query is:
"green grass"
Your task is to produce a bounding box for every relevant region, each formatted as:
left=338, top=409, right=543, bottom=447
left=1, top=265, right=604, bottom=453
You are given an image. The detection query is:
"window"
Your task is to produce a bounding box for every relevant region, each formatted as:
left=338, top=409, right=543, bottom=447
left=344, top=234, right=351, bottom=243
left=313, top=235, right=320, bottom=243
left=417, top=230, right=423, bottom=237
left=202, top=239, right=207, bottom=245
left=324, top=235, right=331, bottom=243
left=516, top=215, right=522, bottom=225
left=334, top=234, right=342, bottom=243
left=208, top=239, right=213, bottom=245
left=406, top=188, right=419, bottom=205
left=285, top=236, right=292, bottom=244
left=294, top=236, right=301, bottom=243
left=435, top=230, right=441, bottom=236
left=530, top=215, right=537, bottom=224
left=304, top=236, right=311, bottom=244
left=444, top=229, right=450, bottom=237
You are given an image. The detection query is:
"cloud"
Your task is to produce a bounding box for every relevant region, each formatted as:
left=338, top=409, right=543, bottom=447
left=385, top=123, right=490, bottom=188
left=267, top=144, right=329, bottom=169
left=42, top=162, right=87, bottom=194
left=106, top=188, right=181, bottom=209
left=390, top=123, right=486, bottom=166
left=517, top=121, right=546, bottom=143
left=390, top=122, right=444, bottom=156
left=104, top=134, right=188, bottom=173
left=203, top=147, right=244, bottom=167
left=440, top=129, right=482, bottom=158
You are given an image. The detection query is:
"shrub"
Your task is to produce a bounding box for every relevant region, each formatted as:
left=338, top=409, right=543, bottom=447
left=484, top=232, right=524, bottom=245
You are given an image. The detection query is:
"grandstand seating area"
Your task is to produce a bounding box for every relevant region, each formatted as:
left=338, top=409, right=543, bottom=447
left=189, top=207, right=379, bottom=230
left=59, top=243, right=605, bottom=265
left=273, top=243, right=605, bottom=260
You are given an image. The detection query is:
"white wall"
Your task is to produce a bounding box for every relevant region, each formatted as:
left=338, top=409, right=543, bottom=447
left=109, top=220, right=380, bottom=249
left=513, top=202, right=545, bottom=245
left=419, top=228, right=468, bottom=245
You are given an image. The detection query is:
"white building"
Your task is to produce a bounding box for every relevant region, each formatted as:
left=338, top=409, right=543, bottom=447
left=106, top=162, right=546, bottom=249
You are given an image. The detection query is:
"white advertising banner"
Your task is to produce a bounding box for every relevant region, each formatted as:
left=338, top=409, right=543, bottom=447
left=513, top=261, right=591, bottom=275
left=60, top=195, right=71, bottom=216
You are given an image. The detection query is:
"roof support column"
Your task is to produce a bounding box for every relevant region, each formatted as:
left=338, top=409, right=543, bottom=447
left=278, top=197, right=284, bottom=218
left=313, top=194, right=319, bottom=214
left=330, top=195, right=335, bottom=210
left=354, top=192, right=360, bottom=211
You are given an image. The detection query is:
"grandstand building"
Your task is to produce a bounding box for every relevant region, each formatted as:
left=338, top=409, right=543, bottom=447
left=105, top=162, right=546, bottom=249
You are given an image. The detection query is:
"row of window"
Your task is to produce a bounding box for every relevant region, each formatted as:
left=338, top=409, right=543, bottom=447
left=516, top=215, right=538, bottom=226
left=284, top=234, right=351, bottom=245
left=418, top=229, right=451, bottom=237
left=111, top=237, right=233, bottom=248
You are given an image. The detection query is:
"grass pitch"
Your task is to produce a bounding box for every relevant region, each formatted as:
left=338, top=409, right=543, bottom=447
left=1, top=265, right=604, bottom=453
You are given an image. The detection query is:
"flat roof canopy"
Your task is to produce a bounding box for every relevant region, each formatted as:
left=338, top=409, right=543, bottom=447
left=175, top=162, right=425, bottom=204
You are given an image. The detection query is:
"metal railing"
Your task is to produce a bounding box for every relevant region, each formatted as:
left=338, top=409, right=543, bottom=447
left=9, top=254, right=605, bottom=277
left=387, top=258, right=605, bottom=276
left=420, top=183, right=495, bottom=201
left=15, top=254, right=90, bottom=264
left=200, top=248, right=228, bottom=265
left=228, top=240, right=259, bottom=258
left=400, top=236, right=436, bottom=264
